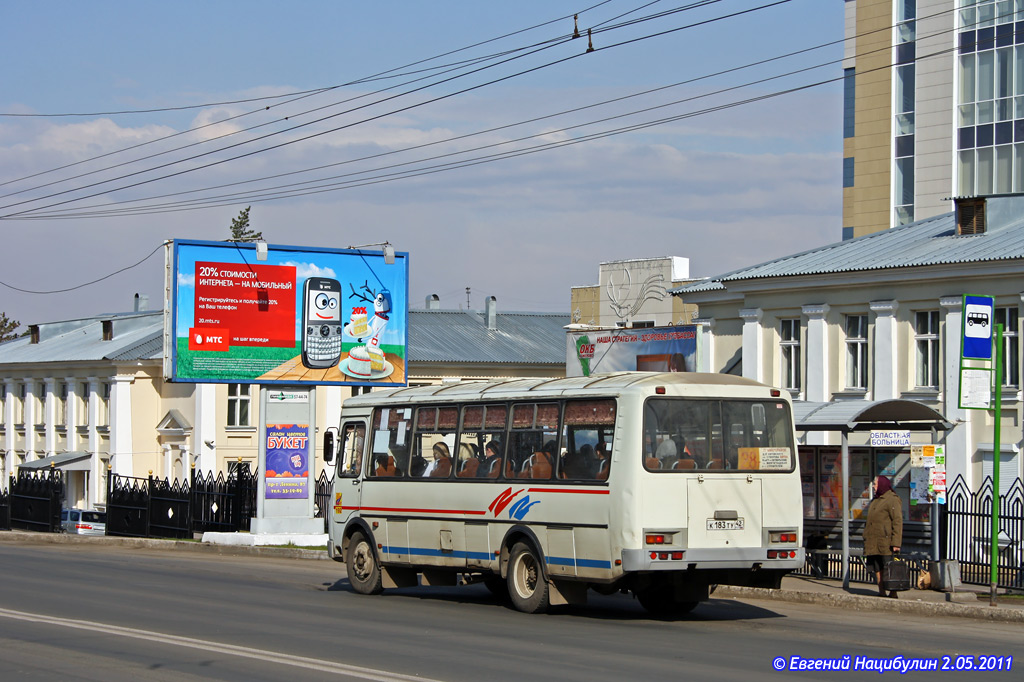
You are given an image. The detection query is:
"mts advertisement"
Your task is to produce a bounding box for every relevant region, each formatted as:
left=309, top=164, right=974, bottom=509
left=565, top=326, right=699, bottom=377
left=169, top=239, right=408, bottom=386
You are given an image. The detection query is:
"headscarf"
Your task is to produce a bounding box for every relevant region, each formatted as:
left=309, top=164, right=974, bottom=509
left=874, top=475, right=892, bottom=498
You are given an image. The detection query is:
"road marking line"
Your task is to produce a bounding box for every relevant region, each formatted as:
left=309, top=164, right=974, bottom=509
left=0, top=606, right=441, bottom=681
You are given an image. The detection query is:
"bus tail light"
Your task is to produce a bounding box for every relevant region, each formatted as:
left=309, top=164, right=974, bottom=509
left=645, top=534, right=666, bottom=545
left=769, top=532, right=797, bottom=543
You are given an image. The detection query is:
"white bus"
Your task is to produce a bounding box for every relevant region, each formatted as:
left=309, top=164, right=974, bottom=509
left=323, top=372, right=804, bottom=614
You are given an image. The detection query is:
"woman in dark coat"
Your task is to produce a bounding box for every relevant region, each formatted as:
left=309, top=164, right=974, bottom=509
left=863, top=475, right=903, bottom=598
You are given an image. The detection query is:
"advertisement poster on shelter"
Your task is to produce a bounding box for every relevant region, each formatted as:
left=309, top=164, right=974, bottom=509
left=265, top=424, right=310, bottom=499
left=169, top=239, right=408, bottom=386
left=565, top=326, right=699, bottom=377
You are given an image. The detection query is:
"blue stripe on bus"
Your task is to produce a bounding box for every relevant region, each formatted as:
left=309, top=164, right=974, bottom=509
left=547, top=556, right=613, bottom=569
left=381, top=546, right=494, bottom=562
left=380, top=546, right=611, bottom=569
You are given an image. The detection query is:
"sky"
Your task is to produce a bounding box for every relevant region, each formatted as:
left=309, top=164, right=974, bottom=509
left=0, top=1, right=844, bottom=327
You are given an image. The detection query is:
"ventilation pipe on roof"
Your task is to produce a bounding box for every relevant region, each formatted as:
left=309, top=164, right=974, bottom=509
left=426, top=294, right=440, bottom=310
left=134, top=293, right=149, bottom=312
left=485, top=296, right=497, bottom=330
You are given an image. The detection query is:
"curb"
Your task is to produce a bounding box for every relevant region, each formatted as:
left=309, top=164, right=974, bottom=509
left=0, top=530, right=330, bottom=561
left=713, top=585, right=1024, bottom=624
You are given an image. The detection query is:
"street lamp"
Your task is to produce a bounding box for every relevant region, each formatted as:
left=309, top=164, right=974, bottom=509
left=348, top=241, right=396, bottom=265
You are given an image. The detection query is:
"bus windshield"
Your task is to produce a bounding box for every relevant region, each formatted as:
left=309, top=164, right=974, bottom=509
left=643, top=398, right=795, bottom=472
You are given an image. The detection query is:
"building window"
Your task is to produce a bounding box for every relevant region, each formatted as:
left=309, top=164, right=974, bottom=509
left=845, top=314, right=869, bottom=390
left=843, top=68, right=856, bottom=138
left=100, top=382, right=110, bottom=427
left=956, top=3, right=1024, bottom=195
left=914, top=311, right=940, bottom=388
left=17, top=383, right=27, bottom=425
left=995, top=306, right=1020, bottom=387
left=843, top=157, right=855, bottom=187
left=59, top=382, right=69, bottom=427
left=0, top=385, right=5, bottom=425
left=780, top=319, right=802, bottom=391
left=227, top=384, right=251, bottom=427
left=78, top=383, right=89, bottom=426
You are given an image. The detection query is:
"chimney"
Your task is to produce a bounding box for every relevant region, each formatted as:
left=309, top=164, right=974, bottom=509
left=134, top=293, right=149, bottom=312
left=426, top=294, right=440, bottom=310
left=485, top=296, right=497, bottom=330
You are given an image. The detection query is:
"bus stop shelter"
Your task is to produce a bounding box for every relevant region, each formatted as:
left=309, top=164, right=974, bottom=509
left=793, top=399, right=953, bottom=590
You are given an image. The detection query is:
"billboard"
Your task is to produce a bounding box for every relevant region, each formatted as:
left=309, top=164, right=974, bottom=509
left=168, top=239, right=408, bottom=386
left=566, top=326, right=699, bottom=377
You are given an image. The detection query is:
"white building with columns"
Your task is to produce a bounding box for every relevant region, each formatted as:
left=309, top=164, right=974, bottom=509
left=673, top=194, right=1024, bottom=534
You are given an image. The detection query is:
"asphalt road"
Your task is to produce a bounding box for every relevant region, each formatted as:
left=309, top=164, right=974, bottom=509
left=0, top=543, right=1020, bottom=681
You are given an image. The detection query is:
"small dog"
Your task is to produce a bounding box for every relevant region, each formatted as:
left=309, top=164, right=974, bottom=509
left=917, top=571, right=932, bottom=590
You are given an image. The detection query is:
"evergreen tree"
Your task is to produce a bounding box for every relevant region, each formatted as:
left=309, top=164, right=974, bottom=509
left=229, top=206, right=263, bottom=241
left=0, top=312, right=21, bottom=342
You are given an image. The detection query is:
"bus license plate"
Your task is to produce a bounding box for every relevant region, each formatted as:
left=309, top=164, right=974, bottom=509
left=707, top=518, right=744, bottom=531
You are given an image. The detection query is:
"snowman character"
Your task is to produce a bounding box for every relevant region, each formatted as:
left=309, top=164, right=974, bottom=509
left=348, top=281, right=393, bottom=346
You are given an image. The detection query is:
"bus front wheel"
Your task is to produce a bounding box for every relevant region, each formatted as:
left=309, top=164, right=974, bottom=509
left=346, top=531, right=383, bottom=595
left=507, top=542, right=549, bottom=613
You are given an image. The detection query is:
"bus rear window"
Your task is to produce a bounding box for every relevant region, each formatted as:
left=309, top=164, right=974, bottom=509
left=643, top=398, right=794, bottom=472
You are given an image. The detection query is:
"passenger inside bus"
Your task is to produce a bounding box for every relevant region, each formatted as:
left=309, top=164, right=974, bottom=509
left=561, top=445, right=593, bottom=479
left=426, top=442, right=452, bottom=478
left=593, top=441, right=610, bottom=480
left=481, top=440, right=503, bottom=478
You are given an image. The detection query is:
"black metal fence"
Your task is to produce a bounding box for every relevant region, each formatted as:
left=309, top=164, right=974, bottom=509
left=191, top=468, right=257, bottom=534
left=0, top=485, right=9, bottom=531
left=944, top=474, right=1023, bottom=590
left=314, top=469, right=331, bottom=520
left=9, top=469, right=64, bottom=533
left=106, top=466, right=257, bottom=539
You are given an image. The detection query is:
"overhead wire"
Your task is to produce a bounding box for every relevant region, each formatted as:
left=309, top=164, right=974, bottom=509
left=0, top=0, right=788, bottom=220
left=0, top=1, right=616, bottom=192
left=11, top=2, right=972, bottom=220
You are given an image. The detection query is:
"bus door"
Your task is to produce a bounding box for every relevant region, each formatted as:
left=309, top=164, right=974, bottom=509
left=331, top=420, right=368, bottom=532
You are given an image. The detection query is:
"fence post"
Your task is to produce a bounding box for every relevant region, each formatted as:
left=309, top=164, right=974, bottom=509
left=232, top=458, right=242, bottom=532
left=146, top=471, right=154, bottom=538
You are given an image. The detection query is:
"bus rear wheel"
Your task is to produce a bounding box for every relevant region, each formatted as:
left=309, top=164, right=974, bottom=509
left=507, top=542, right=549, bottom=613
left=346, top=531, right=383, bottom=595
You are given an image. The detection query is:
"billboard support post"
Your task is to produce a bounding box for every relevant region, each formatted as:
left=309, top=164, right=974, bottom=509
left=251, top=386, right=323, bottom=536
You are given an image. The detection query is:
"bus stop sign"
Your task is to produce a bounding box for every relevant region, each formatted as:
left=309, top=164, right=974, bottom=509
left=962, top=295, right=994, bottom=360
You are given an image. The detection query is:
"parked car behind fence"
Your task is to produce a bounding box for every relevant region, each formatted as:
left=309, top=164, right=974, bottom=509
left=61, top=509, right=106, bottom=536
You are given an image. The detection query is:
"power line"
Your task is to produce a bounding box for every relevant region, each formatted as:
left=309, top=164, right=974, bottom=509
left=0, top=1, right=617, bottom=193
left=0, top=1, right=787, bottom=220
left=11, top=1, right=965, bottom=221
left=0, top=242, right=165, bottom=294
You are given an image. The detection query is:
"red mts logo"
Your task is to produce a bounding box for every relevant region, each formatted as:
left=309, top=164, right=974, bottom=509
left=188, top=327, right=230, bottom=352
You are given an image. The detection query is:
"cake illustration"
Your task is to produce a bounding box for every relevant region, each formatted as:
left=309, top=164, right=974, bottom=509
left=367, top=345, right=385, bottom=372
left=346, top=346, right=372, bottom=377
left=349, top=307, right=368, bottom=336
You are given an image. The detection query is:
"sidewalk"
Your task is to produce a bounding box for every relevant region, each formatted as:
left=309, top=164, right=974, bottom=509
left=715, top=574, right=1024, bottom=623
left=2, top=530, right=1021, bottom=622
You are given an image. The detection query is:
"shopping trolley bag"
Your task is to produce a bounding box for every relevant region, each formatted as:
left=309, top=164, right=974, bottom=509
left=883, top=556, right=912, bottom=592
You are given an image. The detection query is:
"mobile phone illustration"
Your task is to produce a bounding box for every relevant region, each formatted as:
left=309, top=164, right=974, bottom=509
left=301, top=277, right=343, bottom=369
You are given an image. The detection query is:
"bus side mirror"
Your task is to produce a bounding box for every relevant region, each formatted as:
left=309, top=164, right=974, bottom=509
left=323, top=427, right=339, bottom=463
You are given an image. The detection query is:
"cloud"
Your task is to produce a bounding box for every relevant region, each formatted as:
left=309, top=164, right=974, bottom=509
left=281, top=261, right=336, bottom=280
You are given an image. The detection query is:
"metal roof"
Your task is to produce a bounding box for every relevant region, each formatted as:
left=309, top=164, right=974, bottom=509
left=794, top=400, right=952, bottom=432
left=0, top=308, right=569, bottom=368
left=0, top=312, right=164, bottom=365
left=407, top=309, right=568, bottom=365
left=672, top=208, right=1024, bottom=294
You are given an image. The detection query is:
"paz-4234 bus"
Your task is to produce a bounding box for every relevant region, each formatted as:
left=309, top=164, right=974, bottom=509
left=323, top=372, right=803, bottom=614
